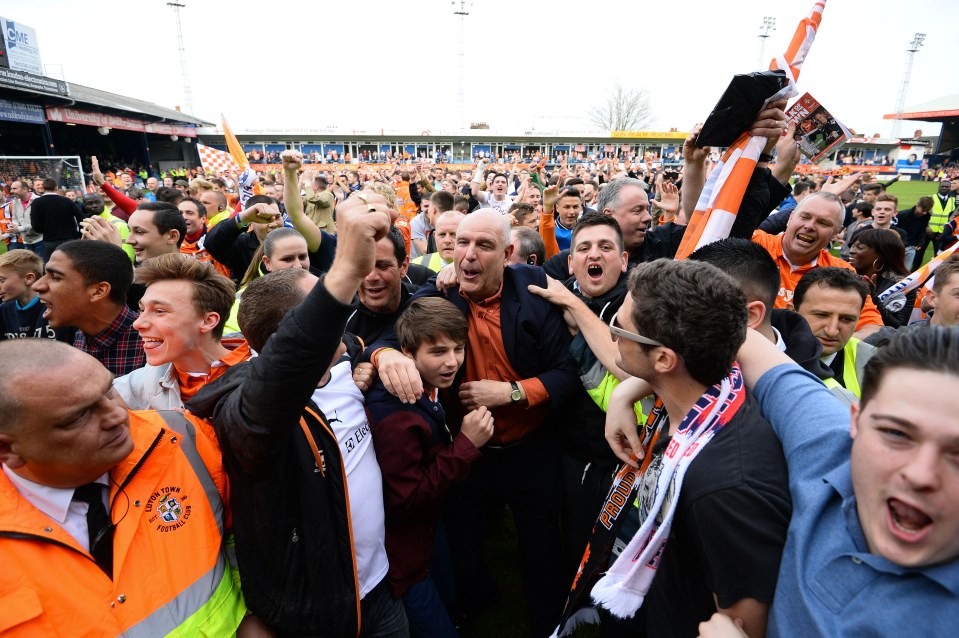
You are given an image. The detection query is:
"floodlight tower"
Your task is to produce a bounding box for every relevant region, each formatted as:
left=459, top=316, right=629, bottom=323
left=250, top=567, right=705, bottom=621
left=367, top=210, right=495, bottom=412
left=758, top=16, right=776, bottom=70
left=891, top=33, right=926, bottom=139
left=168, top=2, right=194, bottom=115
left=452, top=0, right=471, bottom=130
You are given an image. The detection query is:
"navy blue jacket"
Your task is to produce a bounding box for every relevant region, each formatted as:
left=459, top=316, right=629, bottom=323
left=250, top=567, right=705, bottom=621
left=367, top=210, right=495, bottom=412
left=371, top=265, right=580, bottom=424
left=414, top=264, right=578, bottom=407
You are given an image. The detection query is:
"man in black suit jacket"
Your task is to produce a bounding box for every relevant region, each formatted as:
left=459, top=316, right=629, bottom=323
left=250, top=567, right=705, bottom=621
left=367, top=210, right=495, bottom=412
left=29, top=177, right=83, bottom=262
left=372, top=209, right=579, bottom=636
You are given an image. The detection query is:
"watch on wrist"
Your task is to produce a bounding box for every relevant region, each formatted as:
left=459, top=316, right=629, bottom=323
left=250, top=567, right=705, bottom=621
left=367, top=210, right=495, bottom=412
left=509, top=381, right=522, bottom=403
left=758, top=152, right=775, bottom=163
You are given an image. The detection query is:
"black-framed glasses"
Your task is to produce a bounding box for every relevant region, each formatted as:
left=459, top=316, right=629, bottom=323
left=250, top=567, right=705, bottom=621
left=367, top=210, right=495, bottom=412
left=609, top=312, right=665, bottom=347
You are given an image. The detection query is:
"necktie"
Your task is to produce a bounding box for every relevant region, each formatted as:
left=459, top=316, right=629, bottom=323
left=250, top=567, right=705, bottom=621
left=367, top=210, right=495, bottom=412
left=73, top=483, right=114, bottom=578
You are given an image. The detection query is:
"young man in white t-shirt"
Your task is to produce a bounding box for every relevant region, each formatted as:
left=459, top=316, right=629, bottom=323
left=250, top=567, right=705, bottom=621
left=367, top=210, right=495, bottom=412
left=470, top=159, right=513, bottom=215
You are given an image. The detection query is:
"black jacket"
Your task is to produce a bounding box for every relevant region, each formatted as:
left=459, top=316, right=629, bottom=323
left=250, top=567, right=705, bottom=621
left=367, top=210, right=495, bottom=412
left=554, top=273, right=629, bottom=465
left=770, top=309, right=833, bottom=380
left=30, top=194, right=83, bottom=241
left=203, top=217, right=262, bottom=282
left=346, top=284, right=413, bottom=345
left=187, top=278, right=361, bottom=636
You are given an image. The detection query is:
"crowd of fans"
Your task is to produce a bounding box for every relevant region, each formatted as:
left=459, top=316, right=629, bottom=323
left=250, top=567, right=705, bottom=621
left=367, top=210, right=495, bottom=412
left=1, top=100, right=959, bottom=638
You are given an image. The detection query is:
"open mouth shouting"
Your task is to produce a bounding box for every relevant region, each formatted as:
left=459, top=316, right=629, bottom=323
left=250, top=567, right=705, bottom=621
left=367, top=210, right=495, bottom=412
left=887, top=497, right=933, bottom=543
left=459, top=266, right=481, bottom=284
left=586, top=263, right=604, bottom=282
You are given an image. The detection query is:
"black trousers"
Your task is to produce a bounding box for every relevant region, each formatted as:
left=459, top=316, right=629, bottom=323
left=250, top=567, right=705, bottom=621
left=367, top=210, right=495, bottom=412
left=443, top=428, right=566, bottom=638
left=42, top=239, right=72, bottom=264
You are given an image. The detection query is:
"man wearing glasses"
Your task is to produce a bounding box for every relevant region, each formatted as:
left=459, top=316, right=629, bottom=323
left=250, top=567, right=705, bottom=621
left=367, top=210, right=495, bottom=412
left=578, top=258, right=791, bottom=637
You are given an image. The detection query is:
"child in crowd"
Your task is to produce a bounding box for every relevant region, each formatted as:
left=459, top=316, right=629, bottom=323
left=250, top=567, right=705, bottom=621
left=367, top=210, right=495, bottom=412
left=365, top=297, right=494, bottom=638
left=0, top=249, right=72, bottom=342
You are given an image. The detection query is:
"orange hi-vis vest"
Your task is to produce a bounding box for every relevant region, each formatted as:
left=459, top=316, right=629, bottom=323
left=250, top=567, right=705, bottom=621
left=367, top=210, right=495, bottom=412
left=0, top=411, right=246, bottom=636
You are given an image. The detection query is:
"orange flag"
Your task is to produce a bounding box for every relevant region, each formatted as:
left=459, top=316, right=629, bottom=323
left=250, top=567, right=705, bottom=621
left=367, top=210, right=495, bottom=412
left=675, top=1, right=827, bottom=260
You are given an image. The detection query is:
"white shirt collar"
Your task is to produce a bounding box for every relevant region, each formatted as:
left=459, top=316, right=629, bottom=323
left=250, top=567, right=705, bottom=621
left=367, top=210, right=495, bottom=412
left=821, top=351, right=838, bottom=366
left=772, top=326, right=788, bottom=352
left=2, top=465, right=108, bottom=524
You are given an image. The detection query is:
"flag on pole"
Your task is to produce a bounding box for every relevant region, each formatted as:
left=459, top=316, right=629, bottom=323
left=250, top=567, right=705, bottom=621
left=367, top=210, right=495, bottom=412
left=221, top=114, right=263, bottom=207
left=221, top=114, right=249, bottom=170
left=197, top=143, right=242, bottom=175
left=674, top=1, right=827, bottom=260
left=879, top=242, right=959, bottom=305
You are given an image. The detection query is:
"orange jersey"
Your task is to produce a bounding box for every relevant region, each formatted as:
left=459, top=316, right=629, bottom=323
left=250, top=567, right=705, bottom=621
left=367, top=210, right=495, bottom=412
left=394, top=181, right=419, bottom=222
left=752, top=229, right=883, bottom=330
left=394, top=218, right=412, bottom=256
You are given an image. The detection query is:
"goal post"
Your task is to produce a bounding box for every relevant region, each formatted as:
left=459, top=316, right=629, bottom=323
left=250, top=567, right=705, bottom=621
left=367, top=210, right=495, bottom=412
left=0, top=156, right=86, bottom=194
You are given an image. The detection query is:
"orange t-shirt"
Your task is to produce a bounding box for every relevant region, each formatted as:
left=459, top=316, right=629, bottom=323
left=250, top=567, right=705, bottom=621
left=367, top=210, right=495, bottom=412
left=394, top=180, right=419, bottom=222
left=174, top=338, right=251, bottom=402
left=752, top=229, right=883, bottom=330
left=393, top=218, right=412, bottom=256
left=460, top=286, right=549, bottom=445
left=539, top=209, right=561, bottom=259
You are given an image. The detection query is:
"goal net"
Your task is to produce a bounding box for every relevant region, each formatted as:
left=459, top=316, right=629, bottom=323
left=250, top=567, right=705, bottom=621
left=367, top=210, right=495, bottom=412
left=0, top=156, right=86, bottom=194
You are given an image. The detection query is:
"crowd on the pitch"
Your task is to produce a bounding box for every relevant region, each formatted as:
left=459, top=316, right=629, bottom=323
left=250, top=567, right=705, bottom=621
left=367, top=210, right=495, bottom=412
left=1, top=105, right=959, bottom=638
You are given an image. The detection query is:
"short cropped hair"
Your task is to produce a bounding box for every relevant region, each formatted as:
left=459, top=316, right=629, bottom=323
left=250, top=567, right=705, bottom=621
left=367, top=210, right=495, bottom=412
left=0, top=249, right=43, bottom=279
left=395, top=297, right=468, bottom=354
left=793, top=266, right=868, bottom=311
left=430, top=190, right=454, bottom=213
left=508, top=202, right=537, bottom=227
left=134, top=253, right=235, bottom=338
left=155, top=186, right=184, bottom=205
left=596, top=177, right=647, bottom=213
left=571, top=213, right=624, bottom=253
left=861, top=183, right=882, bottom=195
left=860, top=326, right=959, bottom=408
left=244, top=194, right=279, bottom=210
left=54, top=240, right=133, bottom=305
left=42, top=177, right=57, bottom=192
left=628, top=259, right=747, bottom=386
left=385, top=227, right=407, bottom=265
left=689, top=238, right=780, bottom=314
left=932, top=256, right=959, bottom=295
left=512, top=227, right=545, bottom=266
left=180, top=196, right=208, bottom=219
left=137, top=201, right=187, bottom=248
left=238, top=268, right=312, bottom=352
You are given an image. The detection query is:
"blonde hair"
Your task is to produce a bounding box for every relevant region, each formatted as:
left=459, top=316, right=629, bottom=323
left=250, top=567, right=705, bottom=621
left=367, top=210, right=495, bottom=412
left=189, top=177, right=214, bottom=195
left=364, top=181, right=397, bottom=210
left=0, top=249, right=43, bottom=279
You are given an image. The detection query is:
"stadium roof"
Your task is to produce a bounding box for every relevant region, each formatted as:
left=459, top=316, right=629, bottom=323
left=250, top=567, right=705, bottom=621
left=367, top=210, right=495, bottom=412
left=66, top=82, right=212, bottom=127
left=884, top=94, right=959, bottom=122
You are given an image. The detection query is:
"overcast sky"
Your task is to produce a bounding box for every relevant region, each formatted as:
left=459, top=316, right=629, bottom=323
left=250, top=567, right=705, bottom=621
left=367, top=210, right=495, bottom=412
left=13, top=0, right=956, bottom=137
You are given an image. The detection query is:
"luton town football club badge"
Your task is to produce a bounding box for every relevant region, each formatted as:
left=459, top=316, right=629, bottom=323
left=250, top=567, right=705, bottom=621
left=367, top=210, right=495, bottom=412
left=146, top=486, right=193, bottom=531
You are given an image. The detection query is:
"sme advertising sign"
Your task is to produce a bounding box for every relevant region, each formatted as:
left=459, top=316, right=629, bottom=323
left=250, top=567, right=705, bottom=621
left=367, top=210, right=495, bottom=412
left=0, top=18, right=43, bottom=75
